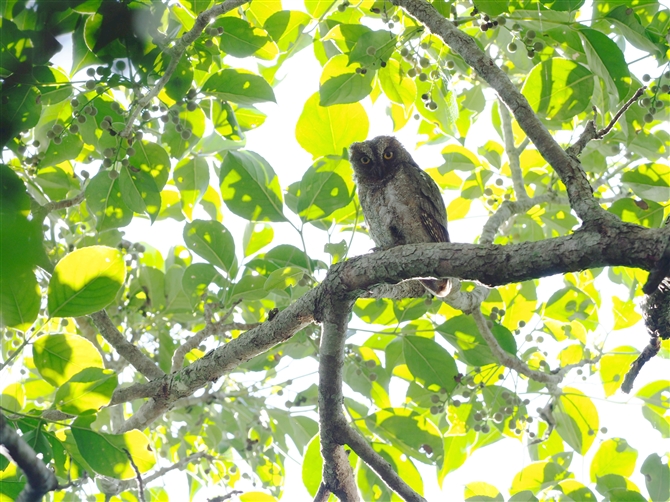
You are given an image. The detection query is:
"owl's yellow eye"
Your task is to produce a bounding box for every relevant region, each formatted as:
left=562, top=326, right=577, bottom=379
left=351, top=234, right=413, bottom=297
left=361, top=156, right=371, bottom=164
left=383, top=151, right=393, bottom=160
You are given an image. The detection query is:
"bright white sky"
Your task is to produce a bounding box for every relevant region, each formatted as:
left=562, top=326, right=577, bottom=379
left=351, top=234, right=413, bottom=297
left=40, top=1, right=670, bottom=500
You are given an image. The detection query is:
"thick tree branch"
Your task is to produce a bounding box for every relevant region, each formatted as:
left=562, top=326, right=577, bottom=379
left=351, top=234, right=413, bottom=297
left=121, top=0, right=248, bottom=137
left=0, top=413, right=58, bottom=502
left=317, top=276, right=360, bottom=501
left=393, top=0, right=611, bottom=225
left=89, top=310, right=165, bottom=381
left=113, top=221, right=666, bottom=432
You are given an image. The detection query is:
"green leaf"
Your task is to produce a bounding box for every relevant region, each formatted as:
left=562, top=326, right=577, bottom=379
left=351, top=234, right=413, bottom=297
left=540, top=0, right=584, bottom=11
left=319, top=56, right=373, bottom=106
left=437, top=315, right=516, bottom=367
left=379, top=57, right=417, bottom=107
left=640, top=453, right=670, bottom=502
left=475, top=0, right=509, bottom=15
left=55, top=367, right=118, bottom=414
left=183, top=220, right=236, bottom=273
left=118, top=165, right=161, bottom=223
left=230, top=275, right=268, bottom=302
left=72, top=417, right=156, bottom=479
left=264, top=266, right=304, bottom=291
left=358, top=443, right=424, bottom=501
left=128, top=140, right=171, bottom=191
left=590, top=438, right=637, bottom=482
left=295, top=157, right=354, bottom=221
left=182, top=263, right=222, bottom=307
left=47, top=246, right=126, bottom=318
left=33, top=333, right=104, bottom=387
left=608, top=198, right=664, bottom=228
left=216, top=17, right=277, bottom=60
left=302, top=435, right=323, bottom=496
left=264, top=10, right=311, bottom=52
left=243, top=223, right=274, bottom=256
left=173, top=156, right=210, bottom=220
left=0, top=84, right=41, bottom=147
left=605, top=6, right=664, bottom=56
left=39, top=133, right=83, bottom=168
left=464, top=481, right=504, bottom=501
left=304, top=0, right=332, bottom=18
left=202, top=69, right=276, bottom=106
left=165, top=54, right=193, bottom=101
left=636, top=380, right=670, bottom=437
left=348, top=30, right=396, bottom=67
left=579, top=28, right=630, bottom=103
left=369, top=413, right=444, bottom=464
left=621, top=163, right=670, bottom=202
left=521, top=58, right=593, bottom=121
left=0, top=270, right=40, bottom=330
left=510, top=461, right=570, bottom=495
left=555, top=387, right=599, bottom=454
left=85, top=169, right=134, bottom=231
left=219, top=150, right=286, bottom=222
left=296, top=92, right=369, bottom=158
left=402, top=336, right=458, bottom=392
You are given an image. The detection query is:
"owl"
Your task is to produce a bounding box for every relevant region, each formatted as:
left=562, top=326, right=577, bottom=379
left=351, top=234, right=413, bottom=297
left=349, top=135, right=451, bottom=297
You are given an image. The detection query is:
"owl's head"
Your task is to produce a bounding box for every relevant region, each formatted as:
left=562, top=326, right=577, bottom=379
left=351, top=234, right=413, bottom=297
left=349, top=136, right=412, bottom=182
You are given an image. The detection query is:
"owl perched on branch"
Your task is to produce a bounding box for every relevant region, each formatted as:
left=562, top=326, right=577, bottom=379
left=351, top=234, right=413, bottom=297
left=349, top=135, right=451, bottom=297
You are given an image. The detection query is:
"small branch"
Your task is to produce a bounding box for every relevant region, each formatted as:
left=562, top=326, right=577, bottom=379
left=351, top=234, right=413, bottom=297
left=124, top=449, right=146, bottom=502
left=170, top=300, right=251, bottom=373
left=499, top=101, right=529, bottom=202
left=120, top=0, right=249, bottom=137
left=43, top=192, right=85, bottom=213
left=480, top=193, right=564, bottom=245
left=208, top=491, right=243, bottom=502
left=472, top=309, right=562, bottom=393
left=89, top=310, right=165, bottom=381
left=0, top=413, right=58, bottom=502
left=343, top=429, right=427, bottom=502
left=622, top=336, right=661, bottom=393
left=144, top=451, right=213, bottom=483
left=566, top=87, right=646, bottom=158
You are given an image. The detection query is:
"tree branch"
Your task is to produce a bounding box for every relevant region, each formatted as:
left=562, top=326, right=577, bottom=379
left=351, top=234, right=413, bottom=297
left=392, top=0, right=610, bottom=225
left=89, top=310, right=165, bottom=381
left=480, top=193, right=563, bottom=245
left=566, top=87, right=647, bottom=158
left=113, top=220, right=666, bottom=432
left=316, top=272, right=360, bottom=501
left=121, top=0, right=249, bottom=137
left=0, top=413, right=58, bottom=502
left=499, top=100, right=529, bottom=202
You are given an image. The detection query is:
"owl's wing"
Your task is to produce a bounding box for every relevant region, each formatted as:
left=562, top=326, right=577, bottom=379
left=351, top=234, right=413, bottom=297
left=408, top=163, right=450, bottom=243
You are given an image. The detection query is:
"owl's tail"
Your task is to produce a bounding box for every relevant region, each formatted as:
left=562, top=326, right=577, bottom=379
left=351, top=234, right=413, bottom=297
left=420, top=278, right=451, bottom=297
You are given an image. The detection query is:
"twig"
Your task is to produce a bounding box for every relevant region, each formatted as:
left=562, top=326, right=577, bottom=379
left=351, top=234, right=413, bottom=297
left=124, top=449, right=146, bottom=502
left=208, top=491, right=243, bottom=502
left=89, top=310, right=165, bottom=380
left=120, top=0, right=248, bottom=137
left=0, top=412, right=58, bottom=502
left=480, top=193, right=564, bottom=245
left=170, top=300, right=246, bottom=372
left=43, top=192, right=85, bottom=212
left=144, top=451, right=213, bottom=483
left=566, top=87, right=646, bottom=158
